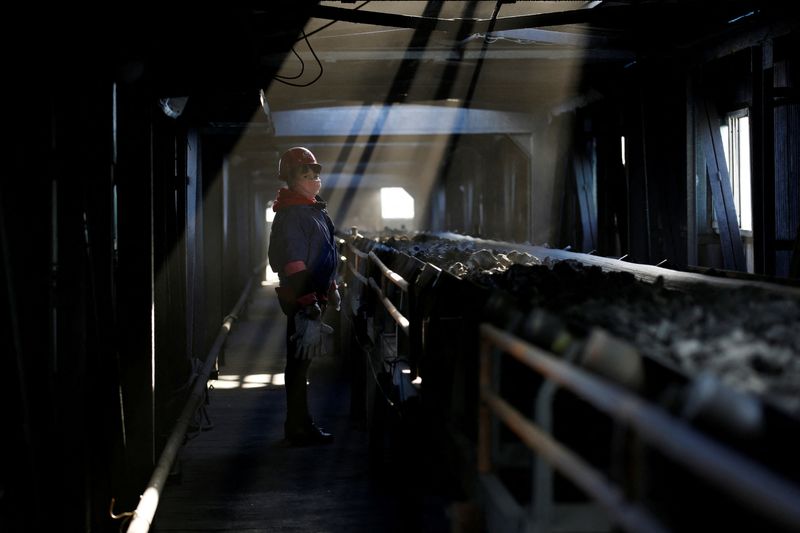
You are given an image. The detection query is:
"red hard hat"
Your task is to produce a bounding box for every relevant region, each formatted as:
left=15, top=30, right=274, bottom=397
left=278, top=147, right=321, bottom=180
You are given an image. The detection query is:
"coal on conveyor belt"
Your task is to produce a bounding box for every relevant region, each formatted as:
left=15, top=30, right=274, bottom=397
left=372, top=232, right=800, bottom=418
left=378, top=232, right=543, bottom=277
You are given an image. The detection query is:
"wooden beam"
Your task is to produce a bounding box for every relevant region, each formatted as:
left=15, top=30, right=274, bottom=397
left=698, top=95, right=747, bottom=271
left=573, top=151, right=597, bottom=252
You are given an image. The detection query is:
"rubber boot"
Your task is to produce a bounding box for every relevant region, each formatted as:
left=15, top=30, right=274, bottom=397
left=284, top=355, right=334, bottom=446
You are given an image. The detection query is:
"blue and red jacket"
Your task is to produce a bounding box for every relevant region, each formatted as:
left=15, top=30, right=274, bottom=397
left=268, top=187, right=337, bottom=314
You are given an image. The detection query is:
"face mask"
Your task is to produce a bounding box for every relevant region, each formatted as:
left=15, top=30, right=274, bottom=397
left=292, top=168, right=321, bottom=199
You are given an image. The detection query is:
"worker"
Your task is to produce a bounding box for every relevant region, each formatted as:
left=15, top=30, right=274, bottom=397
left=268, top=146, right=341, bottom=446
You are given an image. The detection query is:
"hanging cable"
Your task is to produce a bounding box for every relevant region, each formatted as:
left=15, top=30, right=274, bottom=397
left=273, top=47, right=306, bottom=80
left=272, top=30, right=324, bottom=87
left=300, top=0, right=371, bottom=41
left=273, top=1, right=371, bottom=88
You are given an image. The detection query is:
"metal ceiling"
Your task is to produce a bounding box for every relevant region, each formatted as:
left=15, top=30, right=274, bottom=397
left=261, top=0, right=790, bottom=115
left=213, top=1, right=797, bottom=192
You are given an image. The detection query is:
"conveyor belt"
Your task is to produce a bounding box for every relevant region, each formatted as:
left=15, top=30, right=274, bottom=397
left=434, top=232, right=800, bottom=297
left=343, top=231, right=800, bottom=533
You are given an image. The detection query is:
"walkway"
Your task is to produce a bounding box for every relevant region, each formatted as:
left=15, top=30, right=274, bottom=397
left=152, top=283, right=453, bottom=532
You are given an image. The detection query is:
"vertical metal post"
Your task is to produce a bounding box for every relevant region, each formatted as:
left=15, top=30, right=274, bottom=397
left=532, top=381, right=558, bottom=530
left=686, top=74, right=698, bottom=266
left=751, top=43, right=776, bottom=275
left=478, top=336, right=492, bottom=475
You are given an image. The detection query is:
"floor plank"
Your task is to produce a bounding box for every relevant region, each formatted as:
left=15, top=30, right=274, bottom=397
left=152, top=284, right=450, bottom=533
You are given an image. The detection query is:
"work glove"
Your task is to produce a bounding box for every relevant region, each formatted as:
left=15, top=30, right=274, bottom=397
left=291, top=306, right=334, bottom=360
left=329, top=286, right=342, bottom=312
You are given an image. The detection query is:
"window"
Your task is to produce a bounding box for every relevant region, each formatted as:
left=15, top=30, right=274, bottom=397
left=719, top=109, right=754, bottom=272
left=265, top=202, right=279, bottom=283
left=380, top=187, right=415, bottom=219
left=720, top=110, right=752, bottom=232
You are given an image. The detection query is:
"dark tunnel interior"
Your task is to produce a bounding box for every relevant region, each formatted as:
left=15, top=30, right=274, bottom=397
left=4, top=2, right=800, bottom=532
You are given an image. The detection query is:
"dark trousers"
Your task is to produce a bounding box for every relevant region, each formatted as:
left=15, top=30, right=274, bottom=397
left=285, top=314, right=312, bottom=430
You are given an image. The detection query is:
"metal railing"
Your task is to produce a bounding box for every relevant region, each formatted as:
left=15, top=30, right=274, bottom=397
left=344, top=240, right=411, bottom=335
left=478, top=323, right=800, bottom=533
left=125, top=261, right=266, bottom=533
left=344, top=238, right=418, bottom=408
left=345, top=240, right=369, bottom=285
left=367, top=251, right=410, bottom=335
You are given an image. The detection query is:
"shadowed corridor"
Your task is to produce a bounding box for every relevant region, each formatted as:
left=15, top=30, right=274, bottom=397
left=152, top=283, right=454, bottom=533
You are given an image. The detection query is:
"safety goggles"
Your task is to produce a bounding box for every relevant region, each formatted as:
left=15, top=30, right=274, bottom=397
left=299, top=164, right=321, bottom=179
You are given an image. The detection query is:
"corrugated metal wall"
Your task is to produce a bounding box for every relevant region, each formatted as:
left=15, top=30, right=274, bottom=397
left=773, top=54, right=800, bottom=276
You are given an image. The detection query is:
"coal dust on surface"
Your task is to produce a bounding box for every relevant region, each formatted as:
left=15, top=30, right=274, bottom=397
left=370, top=231, right=800, bottom=418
